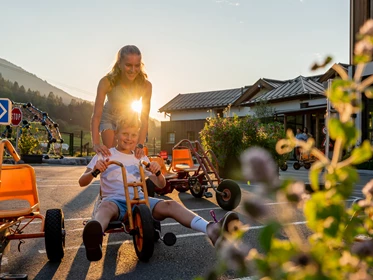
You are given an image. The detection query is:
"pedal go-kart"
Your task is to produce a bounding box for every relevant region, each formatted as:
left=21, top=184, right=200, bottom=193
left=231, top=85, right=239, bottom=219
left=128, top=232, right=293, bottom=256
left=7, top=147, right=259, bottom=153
left=91, top=160, right=176, bottom=262
left=293, top=147, right=317, bottom=170
left=0, top=139, right=65, bottom=279
left=148, top=139, right=241, bottom=211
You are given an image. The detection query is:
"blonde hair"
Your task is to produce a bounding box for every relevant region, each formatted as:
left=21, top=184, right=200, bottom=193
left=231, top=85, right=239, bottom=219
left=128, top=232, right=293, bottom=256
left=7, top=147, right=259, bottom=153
left=106, top=45, right=148, bottom=88
left=115, top=115, right=141, bottom=131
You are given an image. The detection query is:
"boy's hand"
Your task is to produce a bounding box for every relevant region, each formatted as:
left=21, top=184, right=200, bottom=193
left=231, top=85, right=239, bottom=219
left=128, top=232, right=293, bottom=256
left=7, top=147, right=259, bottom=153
left=94, top=159, right=109, bottom=174
left=147, top=161, right=161, bottom=176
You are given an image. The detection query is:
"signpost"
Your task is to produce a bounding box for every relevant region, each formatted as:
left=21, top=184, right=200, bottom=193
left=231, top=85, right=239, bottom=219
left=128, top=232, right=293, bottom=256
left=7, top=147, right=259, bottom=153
left=0, top=98, right=12, bottom=125
left=11, top=107, right=22, bottom=127
left=11, top=107, right=23, bottom=151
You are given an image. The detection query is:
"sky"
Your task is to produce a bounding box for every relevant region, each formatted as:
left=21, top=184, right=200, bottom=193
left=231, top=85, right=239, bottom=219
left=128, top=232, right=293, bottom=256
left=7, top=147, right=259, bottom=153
left=0, top=0, right=350, bottom=121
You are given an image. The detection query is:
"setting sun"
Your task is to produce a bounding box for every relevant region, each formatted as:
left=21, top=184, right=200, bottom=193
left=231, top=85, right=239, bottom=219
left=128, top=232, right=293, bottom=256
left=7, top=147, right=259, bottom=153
left=131, top=100, right=142, bottom=113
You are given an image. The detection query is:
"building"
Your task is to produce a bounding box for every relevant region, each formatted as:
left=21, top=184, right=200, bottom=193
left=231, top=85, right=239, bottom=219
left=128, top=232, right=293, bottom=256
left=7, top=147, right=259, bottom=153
left=158, top=70, right=345, bottom=154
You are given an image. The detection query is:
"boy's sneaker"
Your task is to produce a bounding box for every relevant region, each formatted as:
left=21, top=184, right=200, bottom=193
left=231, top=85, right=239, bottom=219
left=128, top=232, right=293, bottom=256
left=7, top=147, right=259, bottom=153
left=83, top=220, right=103, bottom=261
left=207, top=211, right=239, bottom=246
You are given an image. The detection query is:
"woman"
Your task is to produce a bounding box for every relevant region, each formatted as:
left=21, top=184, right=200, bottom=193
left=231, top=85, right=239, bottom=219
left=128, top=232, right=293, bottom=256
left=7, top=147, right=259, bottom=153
left=91, top=45, right=152, bottom=158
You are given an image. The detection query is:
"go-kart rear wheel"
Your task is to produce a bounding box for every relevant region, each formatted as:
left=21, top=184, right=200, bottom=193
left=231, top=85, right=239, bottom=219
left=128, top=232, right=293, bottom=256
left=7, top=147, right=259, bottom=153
left=153, top=220, right=161, bottom=242
left=145, top=179, right=156, bottom=197
left=280, top=163, right=288, bottom=171
left=45, top=208, right=65, bottom=262
left=293, top=162, right=301, bottom=170
left=216, top=179, right=241, bottom=211
left=133, top=205, right=154, bottom=262
left=304, top=163, right=311, bottom=170
left=190, top=181, right=204, bottom=198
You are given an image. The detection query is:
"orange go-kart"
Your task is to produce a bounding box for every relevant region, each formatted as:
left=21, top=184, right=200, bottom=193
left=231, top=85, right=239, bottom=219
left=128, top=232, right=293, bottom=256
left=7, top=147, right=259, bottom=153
left=0, top=139, right=65, bottom=279
left=148, top=139, right=241, bottom=211
left=91, top=160, right=176, bottom=262
left=293, top=147, right=317, bottom=170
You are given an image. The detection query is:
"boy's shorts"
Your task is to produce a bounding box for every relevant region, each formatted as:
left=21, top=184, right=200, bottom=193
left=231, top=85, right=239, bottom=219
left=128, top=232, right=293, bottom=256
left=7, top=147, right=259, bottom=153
left=102, top=195, right=162, bottom=221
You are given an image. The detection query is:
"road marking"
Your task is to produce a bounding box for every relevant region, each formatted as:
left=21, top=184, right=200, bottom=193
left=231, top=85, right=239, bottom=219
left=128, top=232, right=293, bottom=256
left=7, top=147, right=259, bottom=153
left=38, top=221, right=310, bottom=254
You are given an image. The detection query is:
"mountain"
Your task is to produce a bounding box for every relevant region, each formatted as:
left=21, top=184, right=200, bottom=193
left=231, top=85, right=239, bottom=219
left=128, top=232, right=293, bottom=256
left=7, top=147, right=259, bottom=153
left=0, top=58, right=84, bottom=105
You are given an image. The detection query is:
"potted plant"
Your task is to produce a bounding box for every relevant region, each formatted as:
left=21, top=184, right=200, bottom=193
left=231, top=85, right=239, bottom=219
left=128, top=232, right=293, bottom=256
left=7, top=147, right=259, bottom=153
left=18, top=127, right=43, bottom=163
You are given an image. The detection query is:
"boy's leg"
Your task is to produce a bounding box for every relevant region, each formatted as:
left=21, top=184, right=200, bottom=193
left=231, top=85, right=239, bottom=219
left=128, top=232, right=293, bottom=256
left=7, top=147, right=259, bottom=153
left=151, top=200, right=239, bottom=246
left=83, top=201, right=119, bottom=261
left=94, top=201, right=119, bottom=231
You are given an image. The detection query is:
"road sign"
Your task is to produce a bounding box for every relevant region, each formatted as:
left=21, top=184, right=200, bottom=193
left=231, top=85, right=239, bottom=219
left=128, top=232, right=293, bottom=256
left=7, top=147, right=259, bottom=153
left=11, top=107, right=23, bottom=126
left=322, top=126, right=327, bottom=135
left=0, top=98, right=12, bottom=125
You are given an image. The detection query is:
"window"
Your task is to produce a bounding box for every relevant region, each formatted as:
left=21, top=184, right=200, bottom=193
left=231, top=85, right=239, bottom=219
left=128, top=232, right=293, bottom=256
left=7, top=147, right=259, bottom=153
left=167, top=132, right=175, bottom=144
left=215, top=108, right=224, bottom=117
left=187, top=131, right=195, bottom=141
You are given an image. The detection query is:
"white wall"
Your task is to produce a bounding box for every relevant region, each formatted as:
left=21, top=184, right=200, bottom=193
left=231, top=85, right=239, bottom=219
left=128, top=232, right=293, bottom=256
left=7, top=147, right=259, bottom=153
left=170, top=110, right=210, bottom=121
left=169, top=97, right=326, bottom=121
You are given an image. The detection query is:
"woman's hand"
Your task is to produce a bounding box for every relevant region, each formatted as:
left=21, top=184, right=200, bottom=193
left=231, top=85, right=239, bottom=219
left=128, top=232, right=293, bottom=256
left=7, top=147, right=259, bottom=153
left=93, top=144, right=111, bottom=157
left=134, top=145, right=145, bottom=159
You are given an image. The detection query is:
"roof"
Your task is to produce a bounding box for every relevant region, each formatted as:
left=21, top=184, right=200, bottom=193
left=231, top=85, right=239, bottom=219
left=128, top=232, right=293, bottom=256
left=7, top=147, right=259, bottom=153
left=243, top=75, right=325, bottom=105
left=317, top=63, right=350, bottom=82
left=261, top=78, right=288, bottom=88
left=158, top=88, right=246, bottom=112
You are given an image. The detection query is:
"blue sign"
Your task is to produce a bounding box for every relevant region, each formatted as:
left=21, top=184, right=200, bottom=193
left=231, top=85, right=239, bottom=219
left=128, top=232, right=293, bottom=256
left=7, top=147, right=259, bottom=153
left=0, top=98, right=12, bottom=125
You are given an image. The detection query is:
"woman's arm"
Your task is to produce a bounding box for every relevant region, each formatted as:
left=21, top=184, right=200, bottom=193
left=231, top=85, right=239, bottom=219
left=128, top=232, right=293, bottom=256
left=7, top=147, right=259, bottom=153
left=138, top=80, right=152, bottom=146
left=91, top=77, right=111, bottom=156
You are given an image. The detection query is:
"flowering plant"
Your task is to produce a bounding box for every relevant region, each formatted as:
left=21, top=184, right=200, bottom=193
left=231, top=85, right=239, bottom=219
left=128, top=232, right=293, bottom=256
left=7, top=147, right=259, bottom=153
left=204, top=19, right=373, bottom=280
left=200, top=114, right=287, bottom=170
left=18, top=126, right=41, bottom=155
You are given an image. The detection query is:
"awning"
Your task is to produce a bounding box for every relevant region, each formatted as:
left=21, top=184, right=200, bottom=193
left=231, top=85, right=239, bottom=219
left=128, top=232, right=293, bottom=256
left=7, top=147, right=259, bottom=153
left=276, top=105, right=329, bottom=116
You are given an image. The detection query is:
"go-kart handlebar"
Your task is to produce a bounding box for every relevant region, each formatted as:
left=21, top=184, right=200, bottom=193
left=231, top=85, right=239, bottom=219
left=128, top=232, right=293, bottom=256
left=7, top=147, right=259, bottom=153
left=140, top=160, right=161, bottom=177
left=91, top=160, right=161, bottom=178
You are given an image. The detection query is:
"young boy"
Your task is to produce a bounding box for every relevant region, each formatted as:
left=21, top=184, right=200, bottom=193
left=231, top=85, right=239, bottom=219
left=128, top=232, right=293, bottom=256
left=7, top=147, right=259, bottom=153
left=79, top=117, right=239, bottom=261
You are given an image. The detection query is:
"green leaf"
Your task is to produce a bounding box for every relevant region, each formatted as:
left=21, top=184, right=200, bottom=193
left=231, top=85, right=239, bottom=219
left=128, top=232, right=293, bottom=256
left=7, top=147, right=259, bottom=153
left=259, top=221, right=281, bottom=253
left=328, top=118, right=359, bottom=146
left=350, top=140, right=373, bottom=165
left=309, top=161, right=324, bottom=192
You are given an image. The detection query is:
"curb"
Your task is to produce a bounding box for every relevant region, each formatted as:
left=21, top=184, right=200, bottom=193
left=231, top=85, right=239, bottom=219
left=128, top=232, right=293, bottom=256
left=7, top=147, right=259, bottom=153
left=3, top=156, right=93, bottom=166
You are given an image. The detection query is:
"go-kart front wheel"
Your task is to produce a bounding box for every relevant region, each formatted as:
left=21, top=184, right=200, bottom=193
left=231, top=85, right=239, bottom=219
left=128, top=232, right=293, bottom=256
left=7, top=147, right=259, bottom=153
left=280, top=163, right=288, bottom=171
left=132, top=205, right=154, bottom=262
left=293, top=162, right=301, bottom=170
left=45, top=208, right=65, bottom=262
left=304, top=163, right=311, bottom=169
left=216, top=179, right=241, bottom=211
left=190, top=181, right=204, bottom=198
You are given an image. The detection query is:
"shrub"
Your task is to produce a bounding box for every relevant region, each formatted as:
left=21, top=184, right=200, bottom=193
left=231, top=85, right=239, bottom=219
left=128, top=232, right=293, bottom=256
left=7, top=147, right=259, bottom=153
left=18, top=127, right=41, bottom=155
left=200, top=114, right=288, bottom=169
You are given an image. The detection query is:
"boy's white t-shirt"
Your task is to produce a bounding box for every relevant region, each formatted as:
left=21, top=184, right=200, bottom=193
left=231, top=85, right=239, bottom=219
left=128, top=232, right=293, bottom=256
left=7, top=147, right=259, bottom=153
left=87, top=147, right=151, bottom=200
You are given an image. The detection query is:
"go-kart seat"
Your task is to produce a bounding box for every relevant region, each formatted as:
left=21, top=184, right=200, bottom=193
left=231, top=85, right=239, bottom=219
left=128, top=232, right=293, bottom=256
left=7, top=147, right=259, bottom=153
left=148, top=156, right=178, bottom=179
left=0, top=164, right=40, bottom=219
left=170, top=148, right=198, bottom=173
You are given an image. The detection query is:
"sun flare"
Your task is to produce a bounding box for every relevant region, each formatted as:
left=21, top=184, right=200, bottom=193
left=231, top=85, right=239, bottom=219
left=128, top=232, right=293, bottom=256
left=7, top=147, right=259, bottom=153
left=131, top=100, right=142, bottom=113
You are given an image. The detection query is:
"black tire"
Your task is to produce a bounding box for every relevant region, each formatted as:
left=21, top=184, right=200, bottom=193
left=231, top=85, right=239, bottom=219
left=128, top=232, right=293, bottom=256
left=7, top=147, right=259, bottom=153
left=146, top=179, right=156, bottom=197
left=293, top=162, right=301, bottom=170
left=176, top=185, right=189, bottom=193
left=45, top=208, right=65, bottom=262
left=153, top=220, right=161, bottom=242
left=304, top=163, right=311, bottom=170
left=132, top=205, right=154, bottom=262
left=216, top=179, right=241, bottom=211
left=280, top=163, right=288, bottom=171
left=190, top=181, right=204, bottom=198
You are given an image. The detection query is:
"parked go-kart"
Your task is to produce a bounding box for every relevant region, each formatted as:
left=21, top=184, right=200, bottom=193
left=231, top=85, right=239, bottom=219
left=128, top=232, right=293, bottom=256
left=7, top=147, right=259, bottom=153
left=293, top=147, right=317, bottom=170
left=0, top=139, right=65, bottom=279
left=91, top=160, right=176, bottom=262
left=148, top=139, right=241, bottom=211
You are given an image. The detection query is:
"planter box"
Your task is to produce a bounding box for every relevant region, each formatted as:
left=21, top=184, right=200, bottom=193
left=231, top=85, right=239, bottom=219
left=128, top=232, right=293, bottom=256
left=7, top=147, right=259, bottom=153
left=21, top=154, right=43, bottom=164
